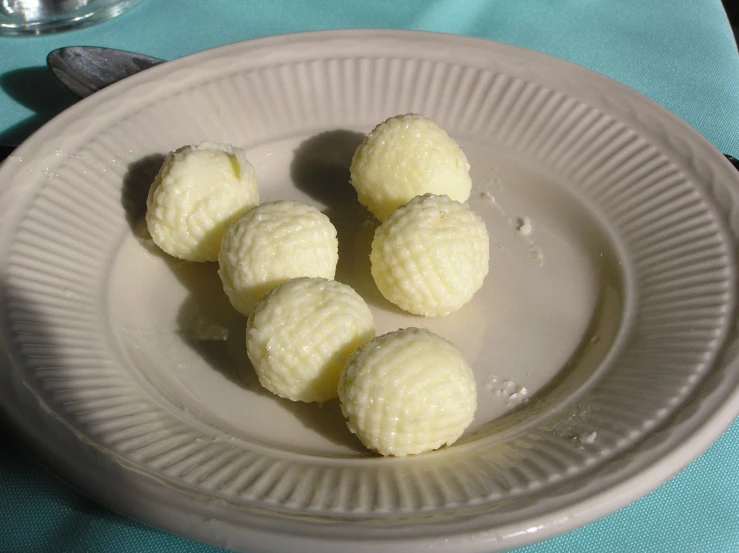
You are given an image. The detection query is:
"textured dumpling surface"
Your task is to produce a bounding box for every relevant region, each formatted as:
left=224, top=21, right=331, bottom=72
left=247, top=278, right=375, bottom=403
left=339, top=327, right=477, bottom=456
left=371, top=194, right=489, bottom=316
left=350, top=114, right=471, bottom=221
left=218, top=200, right=339, bottom=315
left=146, top=142, right=258, bottom=262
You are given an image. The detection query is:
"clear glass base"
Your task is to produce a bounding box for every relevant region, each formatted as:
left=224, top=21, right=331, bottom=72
left=0, top=0, right=144, bottom=35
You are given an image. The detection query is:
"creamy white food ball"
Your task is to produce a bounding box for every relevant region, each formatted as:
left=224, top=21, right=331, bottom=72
left=339, top=327, right=477, bottom=456
left=146, top=142, right=259, bottom=262
left=218, top=200, right=339, bottom=316
left=371, top=194, right=489, bottom=317
left=247, top=277, right=375, bottom=403
left=350, top=114, right=471, bottom=221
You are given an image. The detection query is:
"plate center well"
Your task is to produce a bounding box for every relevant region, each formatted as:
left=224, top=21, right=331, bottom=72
left=107, top=131, right=625, bottom=457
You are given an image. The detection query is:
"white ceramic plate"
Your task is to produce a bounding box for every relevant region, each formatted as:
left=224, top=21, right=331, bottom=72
left=1, top=30, right=738, bottom=553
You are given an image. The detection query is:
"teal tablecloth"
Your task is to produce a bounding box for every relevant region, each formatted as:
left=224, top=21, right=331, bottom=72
left=1, top=1, right=739, bottom=552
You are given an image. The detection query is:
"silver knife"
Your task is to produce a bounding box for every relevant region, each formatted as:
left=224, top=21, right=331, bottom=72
left=46, top=46, right=164, bottom=99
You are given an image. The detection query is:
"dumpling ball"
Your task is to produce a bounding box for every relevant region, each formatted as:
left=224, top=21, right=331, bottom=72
left=371, top=194, right=489, bottom=317
left=339, top=327, right=477, bottom=456
left=247, top=277, right=375, bottom=403
left=350, top=114, right=471, bottom=221
left=218, top=200, right=339, bottom=316
left=146, top=142, right=259, bottom=262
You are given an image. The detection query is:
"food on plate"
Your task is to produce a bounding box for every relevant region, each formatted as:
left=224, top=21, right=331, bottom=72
left=246, top=277, right=375, bottom=403
left=146, top=142, right=258, bottom=262
left=370, top=194, right=489, bottom=316
left=338, top=327, right=477, bottom=456
left=218, top=200, right=338, bottom=315
left=350, top=114, right=471, bottom=221
left=145, top=133, right=484, bottom=455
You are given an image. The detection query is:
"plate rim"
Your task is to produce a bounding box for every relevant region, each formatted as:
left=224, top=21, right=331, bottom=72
left=1, top=28, right=739, bottom=553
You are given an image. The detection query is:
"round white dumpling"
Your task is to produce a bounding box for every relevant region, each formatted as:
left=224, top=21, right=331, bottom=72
left=371, top=194, right=489, bottom=317
left=247, top=277, right=375, bottom=403
left=350, top=114, right=471, bottom=221
left=218, top=200, right=339, bottom=316
left=339, top=327, right=477, bottom=456
left=146, top=142, right=258, bottom=262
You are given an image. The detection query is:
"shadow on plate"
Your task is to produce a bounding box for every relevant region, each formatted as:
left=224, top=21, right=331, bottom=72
left=290, top=129, right=405, bottom=315
left=120, top=153, right=364, bottom=451
left=121, top=153, right=166, bottom=238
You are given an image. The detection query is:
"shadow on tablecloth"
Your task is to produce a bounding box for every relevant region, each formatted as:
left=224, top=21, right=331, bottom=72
left=0, top=67, right=76, bottom=145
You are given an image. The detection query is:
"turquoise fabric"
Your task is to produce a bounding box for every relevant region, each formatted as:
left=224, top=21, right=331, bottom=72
left=1, top=1, right=738, bottom=552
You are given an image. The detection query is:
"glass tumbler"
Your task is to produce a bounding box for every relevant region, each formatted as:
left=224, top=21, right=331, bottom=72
left=0, top=0, right=144, bottom=35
